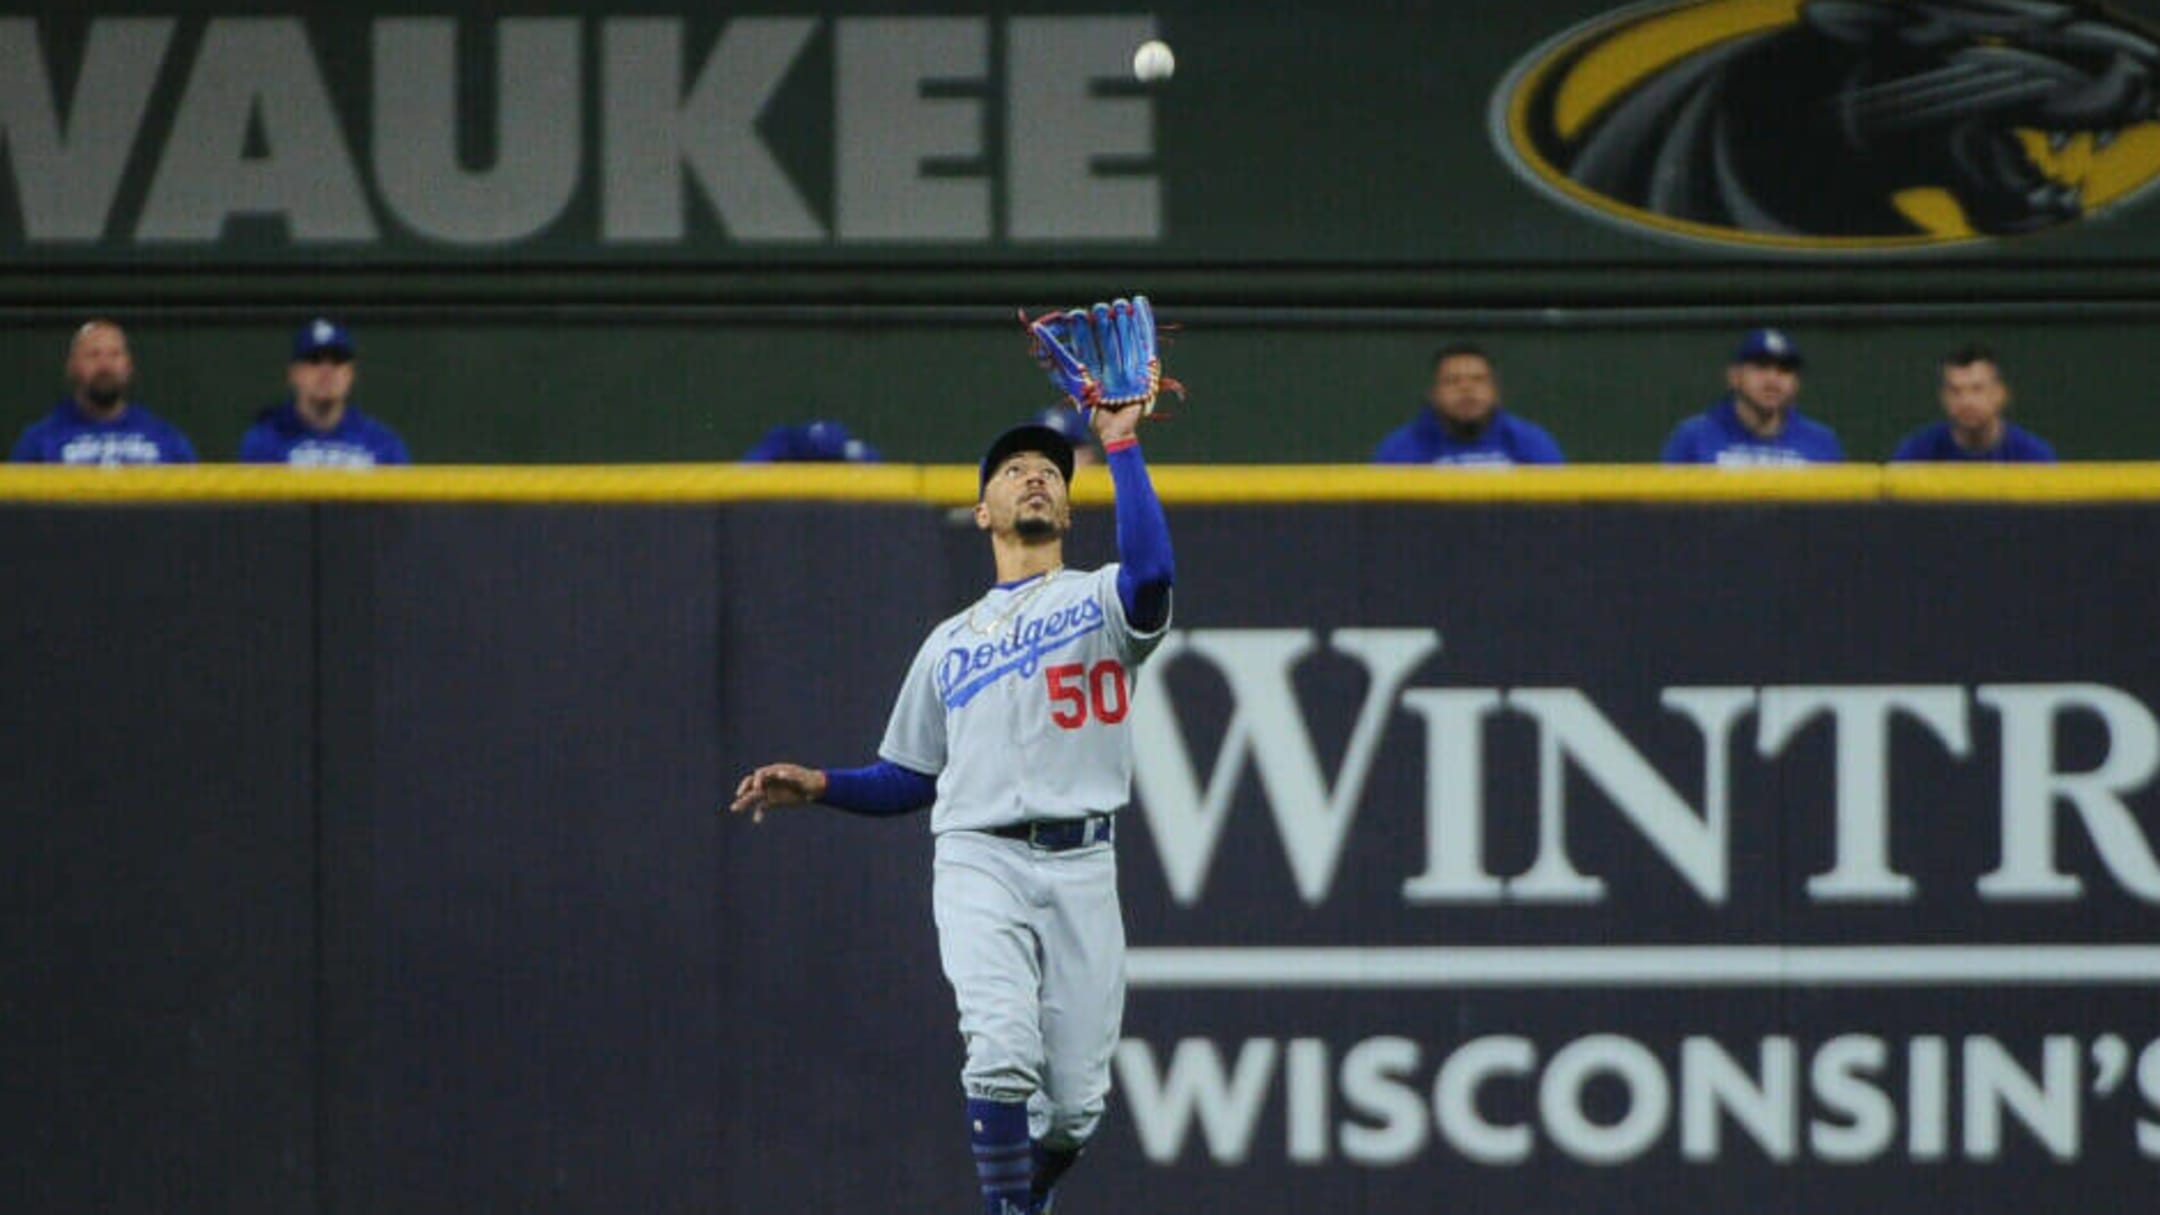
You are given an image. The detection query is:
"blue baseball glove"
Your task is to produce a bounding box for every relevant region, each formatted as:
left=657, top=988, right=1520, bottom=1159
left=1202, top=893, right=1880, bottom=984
left=1023, top=295, right=1182, bottom=417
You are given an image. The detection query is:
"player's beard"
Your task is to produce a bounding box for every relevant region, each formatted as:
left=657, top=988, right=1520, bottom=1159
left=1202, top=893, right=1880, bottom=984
left=1010, top=492, right=1067, bottom=541
left=79, top=375, right=125, bottom=411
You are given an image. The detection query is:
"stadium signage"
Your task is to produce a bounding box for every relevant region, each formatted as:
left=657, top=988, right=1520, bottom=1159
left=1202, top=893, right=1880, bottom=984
left=1491, top=0, right=2160, bottom=252
left=0, top=15, right=1161, bottom=248
left=1112, top=1029, right=2160, bottom=1167
left=1129, top=628, right=2160, bottom=908
left=1116, top=627, right=2160, bottom=1175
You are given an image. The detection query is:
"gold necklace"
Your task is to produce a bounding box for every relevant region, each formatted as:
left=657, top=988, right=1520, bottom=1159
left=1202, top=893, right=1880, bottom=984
left=966, top=567, right=1062, bottom=635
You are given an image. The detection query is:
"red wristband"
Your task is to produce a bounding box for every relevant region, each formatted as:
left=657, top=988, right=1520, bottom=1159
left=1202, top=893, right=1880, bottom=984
left=1103, top=437, right=1139, bottom=453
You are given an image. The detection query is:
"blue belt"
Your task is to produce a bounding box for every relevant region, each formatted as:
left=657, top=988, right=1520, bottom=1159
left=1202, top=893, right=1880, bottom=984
left=988, top=814, right=1115, bottom=851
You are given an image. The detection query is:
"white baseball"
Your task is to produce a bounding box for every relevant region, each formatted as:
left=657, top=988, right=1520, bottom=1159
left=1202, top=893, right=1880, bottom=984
left=1132, top=40, right=1175, bottom=83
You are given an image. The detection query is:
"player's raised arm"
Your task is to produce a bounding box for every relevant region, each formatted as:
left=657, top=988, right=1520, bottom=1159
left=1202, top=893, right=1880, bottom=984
left=1067, top=299, right=1176, bottom=634
left=1026, top=295, right=1179, bottom=635
left=1093, top=399, right=1173, bottom=633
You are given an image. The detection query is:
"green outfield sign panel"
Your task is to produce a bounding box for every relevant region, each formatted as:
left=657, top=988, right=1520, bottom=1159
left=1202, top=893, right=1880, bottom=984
left=9, top=2, right=2160, bottom=265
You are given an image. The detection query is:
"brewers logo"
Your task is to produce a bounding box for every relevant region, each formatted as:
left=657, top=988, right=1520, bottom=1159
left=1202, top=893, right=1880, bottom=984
left=1491, top=0, right=2160, bottom=251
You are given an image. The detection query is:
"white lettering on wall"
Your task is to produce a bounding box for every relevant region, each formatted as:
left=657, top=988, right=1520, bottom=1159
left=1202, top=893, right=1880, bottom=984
left=600, top=18, right=823, bottom=242
left=1757, top=685, right=1970, bottom=902
left=2, top=16, right=1164, bottom=248
left=1116, top=1037, right=1277, bottom=1165
left=1979, top=684, right=2160, bottom=901
left=1116, top=1033, right=2119, bottom=1168
left=373, top=18, right=581, bottom=243
left=1126, top=630, right=2160, bottom=908
left=835, top=17, right=987, bottom=241
left=1006, top=17, right=1161, bottom=240
left=1130, top=629, right=1440, bottom=906
left=137, top=18, right=377, bottom=242
left=1510, top=687, right=1753, bottom=905
left=0, top=18, right=170, bottom=241
left=1963, top=1036, right=2079, bottom=1160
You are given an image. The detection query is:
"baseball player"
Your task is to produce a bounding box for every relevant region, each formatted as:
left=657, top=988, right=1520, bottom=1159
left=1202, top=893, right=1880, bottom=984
left=731, top=299, right=1175, bottom=1215
left=238, top=319, right=411, bottom=467
left=1661, top=328, right=1844, bottom=465
left=1371, top=343, right=1565, bottom=466
left=1889, top=343, right=2057, bottom=462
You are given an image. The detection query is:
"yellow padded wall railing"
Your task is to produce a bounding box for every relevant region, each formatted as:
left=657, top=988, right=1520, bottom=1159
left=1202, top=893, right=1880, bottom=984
left=4, top=464, right=2160, bottom=505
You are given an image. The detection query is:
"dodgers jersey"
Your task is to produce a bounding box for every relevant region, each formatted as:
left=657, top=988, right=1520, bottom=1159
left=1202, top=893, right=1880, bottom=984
left=1372, top=407, right=1565, bottom=466
left=239, top=401, right=411, bottom=467
left=878, top=564, right=1169, bottom=834
left=1661, top=397, right=1844, bottom=465
left=11, top=399, right=197, bottom=465
left=1888, top=420, right=2056, bottom=463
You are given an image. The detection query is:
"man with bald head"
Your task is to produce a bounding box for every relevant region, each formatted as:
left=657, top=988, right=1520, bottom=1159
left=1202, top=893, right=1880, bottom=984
left=11, top=320, right=196, bottom=464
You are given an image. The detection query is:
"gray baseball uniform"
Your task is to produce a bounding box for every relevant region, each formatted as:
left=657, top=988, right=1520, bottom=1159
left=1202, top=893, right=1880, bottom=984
left=878, top=564, right=1169, bottom=1147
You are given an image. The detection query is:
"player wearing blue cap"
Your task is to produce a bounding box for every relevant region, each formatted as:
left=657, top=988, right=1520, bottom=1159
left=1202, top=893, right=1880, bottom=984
left=238, top=319, right=410, bottom=467
left=10, top=320, right=197, bottom=465
left=731, top=297, right=1176, bottom=1215
left=1662, top=328, right=1844, bottom=465
left=1373, top=343, right=1564, bottom=466
left=1890, top=344, right=2057, bottom=463
left=739, top=419, right=883, bottom=462
left=1031, top=404, right=1102, bottom=469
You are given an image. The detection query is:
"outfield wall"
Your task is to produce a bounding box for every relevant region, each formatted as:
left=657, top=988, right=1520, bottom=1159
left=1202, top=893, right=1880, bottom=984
left=5, top=469, right=2157, bottom=1213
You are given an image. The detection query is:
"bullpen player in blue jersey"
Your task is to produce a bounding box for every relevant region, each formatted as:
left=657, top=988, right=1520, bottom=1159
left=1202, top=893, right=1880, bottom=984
left=1032, top=403, right=1102, bottom=469
left=739, top=418, right=882, bottom=462
left=1374, top=343, right=1564, bottom=465
left=1890, top=344, right=2057, bottom=463
left=11, top=320, right=196, bottom=465
left=238, top=319, right=410, bottom=467
left=731, top=299, right=1175, bottom=1215
left=1662, top=328, right=1844, bottom=465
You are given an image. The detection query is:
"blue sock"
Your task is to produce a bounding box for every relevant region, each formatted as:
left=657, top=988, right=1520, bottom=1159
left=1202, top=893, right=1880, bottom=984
left=1029, top=1140, right=1082, bottom=1212
left=967, top=1098, right=1031, bottom=1215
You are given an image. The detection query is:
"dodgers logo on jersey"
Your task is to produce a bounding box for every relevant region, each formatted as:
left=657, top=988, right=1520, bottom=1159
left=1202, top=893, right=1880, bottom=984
left=1713, top=445, right=1814, bottom=466
left=59, top=433, right=164, bottom=465
left=1492, top=0, right=2160, bottom=252
left=287, top=440, right=379, bottom=468
left=936, top=599, right=1107, bottom=710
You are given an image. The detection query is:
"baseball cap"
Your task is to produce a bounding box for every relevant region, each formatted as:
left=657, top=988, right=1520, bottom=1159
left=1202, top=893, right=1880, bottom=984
left=979, top=423, right=1075, bottom=494
left=1732, top=327, right=1803, bottom=368
left=292, top=317, right=356, bottom=361
left=740, top=420, right=881, bottom=463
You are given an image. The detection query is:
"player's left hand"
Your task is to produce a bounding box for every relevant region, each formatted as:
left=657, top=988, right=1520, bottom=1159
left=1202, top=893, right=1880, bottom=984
left=728, top=762, right=827, bottom=823
left=1026, top=295, right=1181, bottom=421
left=1089, top=398, right=1140, bottom=447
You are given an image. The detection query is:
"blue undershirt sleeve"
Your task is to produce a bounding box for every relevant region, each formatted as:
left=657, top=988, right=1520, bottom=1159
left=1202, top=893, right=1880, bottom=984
left=1108, top=442, right=1174, bottom=632
left=820, top=760, right=937, bottom=817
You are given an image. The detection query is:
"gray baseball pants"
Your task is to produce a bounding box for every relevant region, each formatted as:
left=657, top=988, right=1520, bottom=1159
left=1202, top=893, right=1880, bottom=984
left=932, top=829, right=1126, bottom=1149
